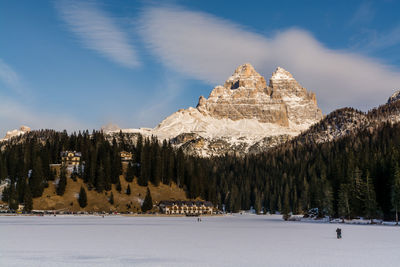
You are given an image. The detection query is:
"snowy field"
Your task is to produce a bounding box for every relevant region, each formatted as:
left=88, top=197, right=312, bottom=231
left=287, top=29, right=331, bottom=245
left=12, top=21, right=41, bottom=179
left=1, top=215, right=400, bottom=267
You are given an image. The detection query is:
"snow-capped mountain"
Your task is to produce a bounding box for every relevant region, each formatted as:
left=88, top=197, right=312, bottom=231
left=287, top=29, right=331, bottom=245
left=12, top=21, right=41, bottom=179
left=0, top=125, right=31, bottom=142
left=112, top=63, right=323, bottom=156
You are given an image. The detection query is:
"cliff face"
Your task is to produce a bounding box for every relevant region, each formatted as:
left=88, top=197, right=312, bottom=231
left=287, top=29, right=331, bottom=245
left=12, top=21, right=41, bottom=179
left=269, top=67, right=322, bottom=127
left=195, top=64, right=322, bottom=128
left=196, top=64, right=289, bottom=126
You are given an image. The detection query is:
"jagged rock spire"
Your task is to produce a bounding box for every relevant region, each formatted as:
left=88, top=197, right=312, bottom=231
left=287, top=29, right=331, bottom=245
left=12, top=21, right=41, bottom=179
left=224, top=63, right=266, bottom=90
left=270, top=67, right=295, bottom=81
left=195, top=63, right=322, bottom=127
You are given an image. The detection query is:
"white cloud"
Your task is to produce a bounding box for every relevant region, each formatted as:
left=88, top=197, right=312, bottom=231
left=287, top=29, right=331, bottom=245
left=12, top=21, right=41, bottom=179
left=56, top=0, right=140, bottom=68
left=139, top=6, right=400, bottom=113
left=0, top=59, right=25, bottom=94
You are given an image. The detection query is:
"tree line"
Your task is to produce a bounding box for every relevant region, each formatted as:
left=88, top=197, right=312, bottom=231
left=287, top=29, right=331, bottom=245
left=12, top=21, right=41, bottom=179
left=1, top=123, right=400, bottom=221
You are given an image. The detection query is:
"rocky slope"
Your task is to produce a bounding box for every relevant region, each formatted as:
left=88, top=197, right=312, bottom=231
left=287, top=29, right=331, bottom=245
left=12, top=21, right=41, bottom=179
left=113, top=63, right=323, bottom=156
left=293, top=91, right=400, bottom=145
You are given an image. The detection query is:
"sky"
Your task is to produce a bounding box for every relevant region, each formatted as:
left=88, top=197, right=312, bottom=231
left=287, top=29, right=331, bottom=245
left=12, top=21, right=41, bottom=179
left=1, top=0, right=400, bottom=136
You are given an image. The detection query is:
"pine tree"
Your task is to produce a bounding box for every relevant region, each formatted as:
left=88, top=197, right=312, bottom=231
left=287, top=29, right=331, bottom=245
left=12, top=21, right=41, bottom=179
left=7, top=184, right=19, bottom=211
left=391, top=165, right=400, bottom=225
left=23, top=185, right=33, bottom=212
left=95, top=163, right=105, bottom=192
left=125, top=163, right=134, bottom=182
left=351, top=167, right=365, bottom=216
left=78, top=186, right=88, bottom=208
left=30, top=156, right=44, bottom=198
left=57, top=165, right=67, bottom=196
left=109, top=191, right=114, bottom=205
left=338, top=184, right=351, bottom=220
left=300, top=177, right=309, bottom=213
left=364, top=172, right=377, bottom=220
left=126, top=184, right=131, bottom=195
left=138, top=141, right=149, bottom=186
left=141, top=187, right=153, bottom=212
left=320, top=176, right=333, bottom=217
left=254, top=191, right=261, bottom=214
left=282, top=184, right=290, bottom=220
left=116, top=178, right=122, bottom=192
left=71, top=166, right=78, bottom=181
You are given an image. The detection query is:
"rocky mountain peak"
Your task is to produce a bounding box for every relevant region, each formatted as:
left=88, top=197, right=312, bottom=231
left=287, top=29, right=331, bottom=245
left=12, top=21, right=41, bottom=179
left=268, top=66, right=321, bottom=125
left=224, top=63, right=266, bottom=90
left=270, top=67, right=295, bottom=81
left=195, top=63, right=322, bottom=127
left=117, top=63, right=324, bottom=157
left=387, top=90, right=400, bottom=104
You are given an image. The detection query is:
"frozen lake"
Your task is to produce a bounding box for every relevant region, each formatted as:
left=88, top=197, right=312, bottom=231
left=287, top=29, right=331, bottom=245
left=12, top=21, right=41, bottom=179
left=1, top=214, right=400, bottom=267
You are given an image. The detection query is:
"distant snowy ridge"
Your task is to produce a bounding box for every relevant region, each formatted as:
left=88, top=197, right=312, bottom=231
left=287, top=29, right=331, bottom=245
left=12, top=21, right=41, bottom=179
left=0, top=125, right=30, bottom=142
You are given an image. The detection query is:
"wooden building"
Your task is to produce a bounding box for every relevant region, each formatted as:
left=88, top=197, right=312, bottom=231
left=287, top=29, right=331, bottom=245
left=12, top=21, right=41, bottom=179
left=159, top=200, right=213, bottom=215
left=120, top=151, right=133, bottom=162
left=61, top=151, right=81, bottom=166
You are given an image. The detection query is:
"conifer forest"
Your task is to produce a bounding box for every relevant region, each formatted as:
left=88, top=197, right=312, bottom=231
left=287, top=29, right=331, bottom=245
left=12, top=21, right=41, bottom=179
left=1, top=122, right=400, bottom=220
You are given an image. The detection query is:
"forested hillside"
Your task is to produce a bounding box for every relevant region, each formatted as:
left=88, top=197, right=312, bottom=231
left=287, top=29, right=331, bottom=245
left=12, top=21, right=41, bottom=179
left=1, top=122, right=400, bottom=220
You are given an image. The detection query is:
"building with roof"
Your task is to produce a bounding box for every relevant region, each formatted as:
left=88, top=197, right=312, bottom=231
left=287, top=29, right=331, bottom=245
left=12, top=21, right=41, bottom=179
left=61, top=151, right=82, bottom=166
left=120, top=151, right=133, bottom=162
left=159, top=200, right=214, bottom=215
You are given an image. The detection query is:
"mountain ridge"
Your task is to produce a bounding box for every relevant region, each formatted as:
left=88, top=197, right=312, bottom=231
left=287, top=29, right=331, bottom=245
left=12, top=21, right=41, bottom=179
left=110, top=63, right=323, bottom=156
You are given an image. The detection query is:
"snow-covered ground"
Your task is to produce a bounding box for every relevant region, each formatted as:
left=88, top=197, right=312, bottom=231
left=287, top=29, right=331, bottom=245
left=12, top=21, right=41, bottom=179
left=1, top=214, right=400, bottom=267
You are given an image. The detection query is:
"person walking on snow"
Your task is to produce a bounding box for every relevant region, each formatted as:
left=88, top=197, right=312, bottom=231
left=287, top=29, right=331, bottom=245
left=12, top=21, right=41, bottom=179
left=336, top=228, right=342, bottom=239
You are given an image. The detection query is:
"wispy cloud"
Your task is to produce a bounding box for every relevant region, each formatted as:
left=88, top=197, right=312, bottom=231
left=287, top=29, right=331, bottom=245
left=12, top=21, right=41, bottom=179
left=361, top=25, right=400, bottom=52
left=139, top=6, right=400, bottom=113
left=350, top=2, right=375, bottom=25
left=56, top=0, right=140, bottom=68
left=0, top=59, right=26, bottom=95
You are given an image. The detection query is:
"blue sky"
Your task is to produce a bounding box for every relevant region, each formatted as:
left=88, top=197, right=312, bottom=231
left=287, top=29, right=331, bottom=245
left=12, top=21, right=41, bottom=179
left=1, top=0, right=400, bottom=136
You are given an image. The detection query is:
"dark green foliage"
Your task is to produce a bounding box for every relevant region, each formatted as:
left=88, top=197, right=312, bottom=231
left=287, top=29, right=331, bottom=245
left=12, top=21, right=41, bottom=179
left=138, top=140, right=150, bottom=186
left=30, top=156, right=44, bottom=198
left=338, top=184, right=351, bottom=219
left=364, top=172, right=377, bottom=219
left=116, top=178, right=122, bottom=192
left=392, top=165, right=400, bottom=224
left=78, top=186, right=87, bottom=208
left=109, top=191, right=114, bottom=205
left=125, top=163, right=135, bottom=182
left=71, top=166, right=78, bottom=181
left=57, top=165, right=67, bottom=196
left=2, top=122, right=400, bottom=219
left=141, top=187, right=153, bottom=212
left=3, top=184, right=18, bottom=210
left=23, top=185, right=33, bottom=212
